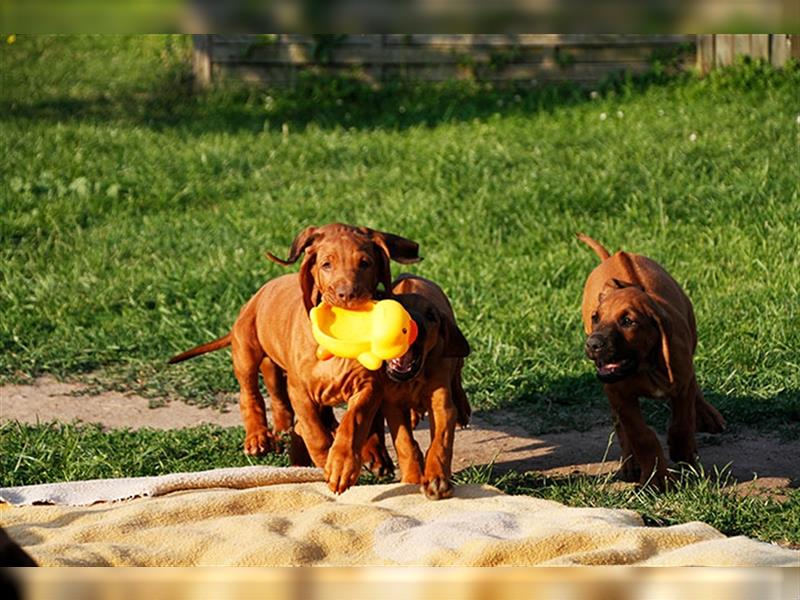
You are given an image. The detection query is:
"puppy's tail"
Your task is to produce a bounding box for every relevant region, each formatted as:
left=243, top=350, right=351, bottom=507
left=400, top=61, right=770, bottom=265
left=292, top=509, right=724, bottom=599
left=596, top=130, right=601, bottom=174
left=576, top=233, right=611, bottom=261
left=168, top=333, right=232, bottom=364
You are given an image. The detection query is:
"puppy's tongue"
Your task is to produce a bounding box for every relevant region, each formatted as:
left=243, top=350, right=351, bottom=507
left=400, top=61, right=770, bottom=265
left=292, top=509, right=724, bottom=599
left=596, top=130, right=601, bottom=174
left=389, top=350, right=414, bottom=373
left=598, top=362, right=624, bottom=375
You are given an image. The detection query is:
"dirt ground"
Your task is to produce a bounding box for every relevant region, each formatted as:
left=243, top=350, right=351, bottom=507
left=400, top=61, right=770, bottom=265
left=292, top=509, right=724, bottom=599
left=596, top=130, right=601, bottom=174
left=2, top=377, right=797, bottom=493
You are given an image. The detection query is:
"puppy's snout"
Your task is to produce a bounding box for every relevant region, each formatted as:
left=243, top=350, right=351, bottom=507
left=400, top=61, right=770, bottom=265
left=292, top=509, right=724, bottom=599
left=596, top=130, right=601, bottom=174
left=585, top=334, right=606, bottom=356
left=335, top=285, right=357, bottom=302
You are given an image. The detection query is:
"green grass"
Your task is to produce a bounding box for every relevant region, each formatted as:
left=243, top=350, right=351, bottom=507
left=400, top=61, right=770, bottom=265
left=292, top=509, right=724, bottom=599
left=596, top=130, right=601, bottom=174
left=2, top=35, right=798, bottom=550
left=2, top=36, right=798, bottom=437
left=0, top=421, right=289, bottom=488
left=2, top=37, right=799, bottom=432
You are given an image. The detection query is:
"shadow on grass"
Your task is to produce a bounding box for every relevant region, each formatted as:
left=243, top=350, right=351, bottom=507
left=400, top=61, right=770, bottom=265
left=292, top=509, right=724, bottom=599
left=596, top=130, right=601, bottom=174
left=2, top=63, right=692, bottom=135
left=458, top=373, right=800, bottom=485
left=8, top=55, right=794, bottom=141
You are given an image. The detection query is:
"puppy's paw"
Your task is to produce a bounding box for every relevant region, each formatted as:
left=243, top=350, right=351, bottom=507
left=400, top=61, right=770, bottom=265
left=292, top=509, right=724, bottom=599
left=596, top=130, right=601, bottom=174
left=696, top=407, right=726, bottom=434
left=668, top=446, right=698, bottom=466
left=243, top=428, right=275, bottom=456
left=360, top=437, right=395, bottom=479
left=401, top=471, right=423, bottom=485
left=421, top=476, right=453, bottom=501
left=618, top=455, right=641, bottom=483
left=324, top=447, right=361, bottom=494
left=364, top=453, right=395, bottom=479
left=641, top=468, right=670, bottom=492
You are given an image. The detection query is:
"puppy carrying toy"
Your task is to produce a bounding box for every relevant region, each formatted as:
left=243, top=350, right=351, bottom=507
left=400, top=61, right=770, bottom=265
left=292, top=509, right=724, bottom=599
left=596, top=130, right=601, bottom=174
left=310, top=299, right=418, bottom=369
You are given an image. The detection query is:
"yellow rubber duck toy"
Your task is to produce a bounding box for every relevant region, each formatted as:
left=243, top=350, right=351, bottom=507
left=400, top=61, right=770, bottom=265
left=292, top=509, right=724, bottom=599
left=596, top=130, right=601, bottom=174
left=310, top=299, right=418, bottom=370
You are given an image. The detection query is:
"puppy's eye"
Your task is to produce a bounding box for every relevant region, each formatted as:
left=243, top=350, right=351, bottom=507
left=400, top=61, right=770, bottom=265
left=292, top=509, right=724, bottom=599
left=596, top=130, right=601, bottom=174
left=591, top=312, right=599, bottom=323
left=619, top=315, right=635, bottom=328
left=321, top=261, right=332, bottom=271
left=358, top=258, right=371, bottom=270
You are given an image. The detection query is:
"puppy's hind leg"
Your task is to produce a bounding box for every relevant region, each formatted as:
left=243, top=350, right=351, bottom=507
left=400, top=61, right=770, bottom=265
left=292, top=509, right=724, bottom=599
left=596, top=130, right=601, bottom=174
left=260, top=357, right=293, bottom=433
left=694, top=379, right=726, bottom=434
left=261, top=357, right=312, bottom=465
left=360, top=407, right=395, bottom=479
left=451, top=358, right=471, bottom=428
left=233, top=336, right=276, bottom=456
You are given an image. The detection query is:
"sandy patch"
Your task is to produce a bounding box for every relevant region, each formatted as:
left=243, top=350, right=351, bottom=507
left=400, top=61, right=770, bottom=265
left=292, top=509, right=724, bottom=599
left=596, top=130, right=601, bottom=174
left=2, top=377, right=798, bottom=490
left=0, top=377, right=240, bottom=430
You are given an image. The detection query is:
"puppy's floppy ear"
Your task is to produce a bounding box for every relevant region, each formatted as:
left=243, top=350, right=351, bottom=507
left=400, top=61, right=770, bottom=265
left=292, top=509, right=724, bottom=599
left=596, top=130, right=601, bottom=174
left=642, top=296, right=679, bottom=385
left=364, top=228, right=422, bottom=265
left=299, top=251, right=319, bottom=313
left=266, top=226, right=320, bottom=265
left=265, top=226, right=322, bottom=311
left=364, top=229, right=420, bottom=296
left=373, top=246, right=393, bottom=297
left=441, top=312, right=470, bottom=358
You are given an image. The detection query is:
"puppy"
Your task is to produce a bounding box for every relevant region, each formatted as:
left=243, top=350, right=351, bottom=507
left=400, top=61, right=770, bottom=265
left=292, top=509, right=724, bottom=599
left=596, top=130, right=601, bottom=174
left=169, top=224, right=420, bottom=493
left=578, top=234, right=725, bottom=487
left=380, top=274, right=471, bottom=499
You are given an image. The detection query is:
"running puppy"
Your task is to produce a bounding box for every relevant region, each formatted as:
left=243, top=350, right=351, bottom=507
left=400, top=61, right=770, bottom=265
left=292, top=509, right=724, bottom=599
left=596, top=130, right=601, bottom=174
left=578, top=234, right=725, bottom=488
left=169, top=224, right=420, bottom=493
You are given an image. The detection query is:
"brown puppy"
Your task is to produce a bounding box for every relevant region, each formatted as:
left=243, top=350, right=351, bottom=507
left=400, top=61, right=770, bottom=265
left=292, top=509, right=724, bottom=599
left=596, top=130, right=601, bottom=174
left=169, top=224, right=420, bottom=493
left=578, top=234, right=725, bottom=488
left=380, top=274, right=471, bottom=500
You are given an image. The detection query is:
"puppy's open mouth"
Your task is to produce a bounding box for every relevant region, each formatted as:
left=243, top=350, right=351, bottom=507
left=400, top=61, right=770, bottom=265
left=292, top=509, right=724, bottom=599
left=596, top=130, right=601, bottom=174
left=322, top=295, right=373, bottom=310
left=595, top=358, right=636, bottom=382
left=385, top=347, right=423, bottom=382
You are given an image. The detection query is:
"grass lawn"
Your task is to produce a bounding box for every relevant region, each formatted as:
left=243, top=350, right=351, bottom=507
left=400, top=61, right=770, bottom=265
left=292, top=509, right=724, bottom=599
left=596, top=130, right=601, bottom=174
left=1, top=36, right=799, bottom=545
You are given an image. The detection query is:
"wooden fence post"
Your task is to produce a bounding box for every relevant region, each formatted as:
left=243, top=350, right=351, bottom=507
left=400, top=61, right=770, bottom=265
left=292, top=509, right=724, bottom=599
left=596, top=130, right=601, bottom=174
left=697, top=34, right=714, bottom=73
left=750, top=34, right=769, bottom=61
left=192, top=34, right=213, bottom=88
left=770, top=34, right=788, bottom=67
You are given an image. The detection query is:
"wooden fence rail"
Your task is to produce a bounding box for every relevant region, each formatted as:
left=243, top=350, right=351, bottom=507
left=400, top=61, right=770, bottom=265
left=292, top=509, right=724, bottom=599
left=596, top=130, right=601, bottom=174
left=192, top=34, right=798, bottom=88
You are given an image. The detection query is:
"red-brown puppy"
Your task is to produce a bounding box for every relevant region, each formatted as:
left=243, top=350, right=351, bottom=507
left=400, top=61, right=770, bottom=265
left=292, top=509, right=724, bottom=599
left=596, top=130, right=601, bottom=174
left=169, top=224, right=420, bottom=493
left=381, top=274, right=471, bottom=500
left=578, top=234, right=725, bottom=488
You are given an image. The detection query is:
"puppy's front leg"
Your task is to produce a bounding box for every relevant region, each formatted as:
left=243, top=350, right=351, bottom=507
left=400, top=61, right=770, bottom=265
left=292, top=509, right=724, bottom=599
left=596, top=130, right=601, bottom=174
left=610, top=406, right=639, bottom=482
left=422, top=384, right=456, bottom=500
left=384, top=401, right=424, bottom=484
left=668, top=378, right=698, bottom=466
left=325, top=385, right=380, bottom=494
left=606, top=386, right=667, bottom=488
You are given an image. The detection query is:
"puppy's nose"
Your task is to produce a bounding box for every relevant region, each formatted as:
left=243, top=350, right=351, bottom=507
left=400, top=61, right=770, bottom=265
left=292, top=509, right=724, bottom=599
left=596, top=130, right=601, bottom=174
left=335, top=285, right=357, bottom=302
left=585, top=335, right=606, bottom=354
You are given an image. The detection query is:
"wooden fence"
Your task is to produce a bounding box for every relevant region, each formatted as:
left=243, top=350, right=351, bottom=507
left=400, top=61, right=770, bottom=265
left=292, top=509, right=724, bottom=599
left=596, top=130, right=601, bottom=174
left=193, top=34, right=798, bottom=87
left=697, top=34, right=799, bottom=72
left=192, top=34, right=694, bottom=87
